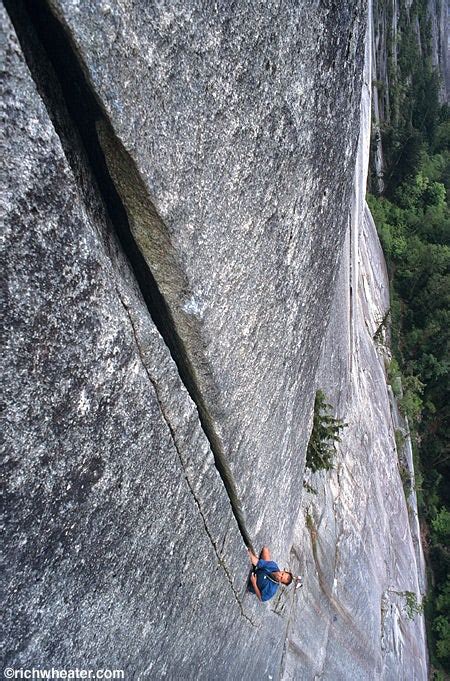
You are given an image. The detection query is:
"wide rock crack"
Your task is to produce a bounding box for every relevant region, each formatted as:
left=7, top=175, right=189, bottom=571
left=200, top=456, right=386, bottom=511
left=118, top=294, right=256, bottom=627
left=5, top=0, right=253, bottom=552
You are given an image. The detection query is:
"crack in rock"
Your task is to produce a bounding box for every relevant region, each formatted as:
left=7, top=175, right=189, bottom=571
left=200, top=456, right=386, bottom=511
left=5, top=0, right=253, bottom=552
left=118, top=292, right=256, bottom=628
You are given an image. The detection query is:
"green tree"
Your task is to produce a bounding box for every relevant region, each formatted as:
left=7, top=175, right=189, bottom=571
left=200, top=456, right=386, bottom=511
left=432, top=509, right=450, bottom=543
left=306, top=390, right=346, bottom=472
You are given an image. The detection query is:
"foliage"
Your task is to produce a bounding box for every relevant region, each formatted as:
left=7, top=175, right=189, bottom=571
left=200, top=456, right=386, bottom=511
left=387, top=357, right=403, bottom=397
left=434, top=614, right=450, bottom=662
left=368, top=4, right=449, bottom=667
left=398, top=463, right=412, bottom=499
left=404, top=591, right=425, bottom=620
left=389, top=589, right=425, bottom=620
left=373, top=309, right=390, bottom=346
left=367, top=149, right=449, bottom=463
left=386, top=357, right=425, bottom=426
left=306, top=390, right=346, bottom=472
left=432, top=671, right=445, bottom=681
left=378, top=0, right=443, bottom=195
left=369, top=152, right=449, bottom=667
left=432, top=509, right=450, bottom=543
left=398, top=374, right=425, bottom=422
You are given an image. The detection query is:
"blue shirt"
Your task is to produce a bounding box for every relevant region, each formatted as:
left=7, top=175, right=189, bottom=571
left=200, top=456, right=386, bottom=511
left=248, top=559, right=280, bottom=602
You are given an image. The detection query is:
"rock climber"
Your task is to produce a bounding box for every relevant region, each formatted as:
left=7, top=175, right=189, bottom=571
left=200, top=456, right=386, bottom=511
left=247, top=546, right=294, bottom=602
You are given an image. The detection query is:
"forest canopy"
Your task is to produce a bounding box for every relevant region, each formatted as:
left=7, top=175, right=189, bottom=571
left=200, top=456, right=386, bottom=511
left=368, top=1, right=449, bottom=673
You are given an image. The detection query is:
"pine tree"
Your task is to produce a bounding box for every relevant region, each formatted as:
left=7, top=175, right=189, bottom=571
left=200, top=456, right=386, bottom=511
left=306, top=390, right=346, bottom=472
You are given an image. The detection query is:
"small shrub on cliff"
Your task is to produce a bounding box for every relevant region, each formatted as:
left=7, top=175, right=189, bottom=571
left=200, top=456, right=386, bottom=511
left=404, top=591, right=425, bottom=620
left=399, top=463, right=412, bottom=499
left=387, top=358, right=424, bottom=425
left=389, top=589, right=425, bottom=620
left=306, top=390, right=346, bottom=472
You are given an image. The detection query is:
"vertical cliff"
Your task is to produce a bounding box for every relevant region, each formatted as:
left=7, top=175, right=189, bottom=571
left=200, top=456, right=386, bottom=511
left=3, top=1, right=368, bottom=676
left=370, top=0, right=448, bottom=192
left=3, top=0, right=428, bottom=678
left=281, top=8, right=428, bottom=676
left=427, top=0, right=448, bottom=101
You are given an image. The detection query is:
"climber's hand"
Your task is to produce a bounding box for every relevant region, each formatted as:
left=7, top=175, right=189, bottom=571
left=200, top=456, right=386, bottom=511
left=247, top=548, right=258, bottom=566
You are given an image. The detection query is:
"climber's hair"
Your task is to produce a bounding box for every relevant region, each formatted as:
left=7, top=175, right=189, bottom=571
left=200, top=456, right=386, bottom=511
left=285, top=571, right=294, bottom=585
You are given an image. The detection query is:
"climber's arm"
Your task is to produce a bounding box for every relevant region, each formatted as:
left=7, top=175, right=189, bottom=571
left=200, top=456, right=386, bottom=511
left=249, top=573, right=262, bottom=601
left=247, top=548, right=259, bottom=566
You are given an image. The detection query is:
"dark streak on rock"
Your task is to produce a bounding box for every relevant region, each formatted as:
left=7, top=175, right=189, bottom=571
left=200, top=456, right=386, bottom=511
left=5, top=0, right=253, bottom=552
left=117, top=292, right=256, bottom=627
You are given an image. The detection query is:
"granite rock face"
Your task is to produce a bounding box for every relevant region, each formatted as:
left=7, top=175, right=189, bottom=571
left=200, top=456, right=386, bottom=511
left=427, top=0, right=448, bottom=102
left=43, top=0, right=367, bottom=553
left=282, top=207, right=428, bottom=679
left=371, top=0, right=448, bottom=191
left=2, top=9, right=265, bottom=677
left=3, top=0, right=426, bottom=678
left=281, top=14, right=428, bottom=675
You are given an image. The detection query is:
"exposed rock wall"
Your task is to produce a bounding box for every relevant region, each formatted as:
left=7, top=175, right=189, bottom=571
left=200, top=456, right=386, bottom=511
left=2, top=0, right=429, bottom=676
left=39, top=0, right=367, bottom=554
left=427, top=0, right=449, bottom=102
left=282, top=206, right=427, bottom=679
left=371, top=0, right=449, bottom=190
left=2, top=8, right=260, bottom=676
left=281, top=8, right=428, bottom=676
left=2, top=0, right=432, bottom=679
left=3, top=1, right=370, bottom=678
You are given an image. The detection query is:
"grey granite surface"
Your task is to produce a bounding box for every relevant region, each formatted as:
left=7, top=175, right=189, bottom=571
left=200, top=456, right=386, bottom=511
left=3, top=1, right=425, bottom=678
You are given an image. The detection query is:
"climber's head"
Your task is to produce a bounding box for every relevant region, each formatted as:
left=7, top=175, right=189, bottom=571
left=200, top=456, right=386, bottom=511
left=278, top=570, right=293, bottom=586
